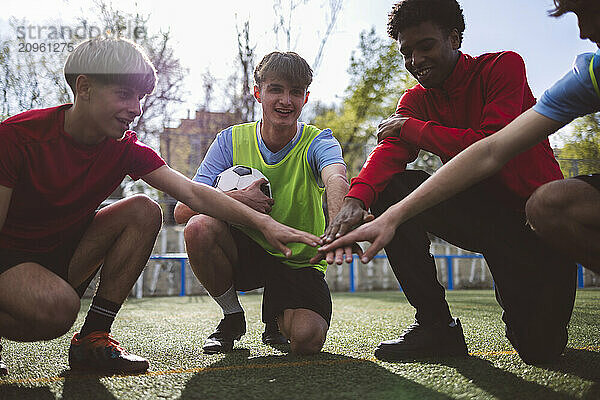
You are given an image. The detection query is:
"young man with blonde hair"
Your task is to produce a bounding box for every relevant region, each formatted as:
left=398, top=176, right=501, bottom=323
left=0, top=39, right=319, bottom=375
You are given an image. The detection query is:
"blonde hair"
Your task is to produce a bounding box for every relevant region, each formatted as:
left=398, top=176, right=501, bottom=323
left=64, top=37, right=157, bottom=97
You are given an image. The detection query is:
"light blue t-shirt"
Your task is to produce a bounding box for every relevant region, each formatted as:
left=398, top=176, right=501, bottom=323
left=193, top=121, right=345, bottom=186
left=533, top=50, right=600, bottom=123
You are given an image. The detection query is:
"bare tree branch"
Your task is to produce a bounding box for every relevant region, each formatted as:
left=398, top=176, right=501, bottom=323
left=312, top=0, right=343, bottom=72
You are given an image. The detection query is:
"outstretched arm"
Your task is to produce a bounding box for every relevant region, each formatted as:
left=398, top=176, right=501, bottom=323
left=174, top=178, right=274, bottom=224
left=143, top=166, right=320, bottom=257
left=319, top=109, right=564, bottom=262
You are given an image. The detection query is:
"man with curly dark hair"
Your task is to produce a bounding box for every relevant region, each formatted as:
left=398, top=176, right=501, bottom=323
left=324, top=0, right=576, bottom=364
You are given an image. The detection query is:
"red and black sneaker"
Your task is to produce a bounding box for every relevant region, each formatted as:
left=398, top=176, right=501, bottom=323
left=69, top=331, right=149, bottom=374
left=0, top=342, right=8, bottom=376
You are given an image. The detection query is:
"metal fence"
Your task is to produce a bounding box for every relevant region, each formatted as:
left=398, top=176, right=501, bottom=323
left=116, top=251, right=596, bottom=299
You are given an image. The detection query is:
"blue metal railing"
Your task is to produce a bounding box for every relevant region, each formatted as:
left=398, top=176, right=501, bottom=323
left=150, top=253, right=188, bottom=296
left=149, top=253, right=587, bottom=296
left=347, top=253, right=485, bottom=292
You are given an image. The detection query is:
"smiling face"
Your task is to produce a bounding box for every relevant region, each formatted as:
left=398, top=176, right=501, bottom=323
left=82, top=78, right=145, bottom=141
left=254, top=76, right=309, bottom=132
left=398, top=21, right=460, bottom=89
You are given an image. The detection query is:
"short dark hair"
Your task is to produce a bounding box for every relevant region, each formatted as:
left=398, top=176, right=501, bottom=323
left=387, top=0, right=466, bottom=46
left=549, top=0, right=590, bottom=17
left=254, top=51, right=313, bottom=89
left=64, top=37, right=157, bottom=98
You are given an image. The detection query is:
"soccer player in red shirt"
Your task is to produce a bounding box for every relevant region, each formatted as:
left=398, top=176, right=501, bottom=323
left=321, top=0, right=576, bottom=364
left=0, top=38, right=320, bottom=376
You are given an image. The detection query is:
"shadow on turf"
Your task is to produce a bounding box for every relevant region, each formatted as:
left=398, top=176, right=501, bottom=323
left=60, top=372, right=119, bottom=400
left=0, top=385, right=56, bottom=400
left=415, top=348, right=600, bottom=400
left=542, top=348, right=600, bottom=399
left=547, top=348, right=600, bottom=382
left=0, top=372, right=118, bottom=400
left=179, top=350, right=453, bottom=399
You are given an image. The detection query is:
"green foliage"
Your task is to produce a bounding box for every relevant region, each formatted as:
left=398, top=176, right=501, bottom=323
left=557, top=113, right=600, bottom=177
left=311, top=28, right=417, bottom=177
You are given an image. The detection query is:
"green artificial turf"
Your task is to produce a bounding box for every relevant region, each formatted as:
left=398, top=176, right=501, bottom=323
left=1, top=290, right=599, bottom=399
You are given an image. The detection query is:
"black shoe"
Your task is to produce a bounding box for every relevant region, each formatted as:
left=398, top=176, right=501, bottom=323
left=262, top=322, right=289, bottom=345
left=374, top=318, right=468, bottom=361
left=0, top=343, right=8, bottom=376
left=203, top=312, right=246, bottom=354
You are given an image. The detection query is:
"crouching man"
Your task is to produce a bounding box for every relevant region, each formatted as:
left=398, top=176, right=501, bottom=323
left=0, top=39, right=320, bottom=375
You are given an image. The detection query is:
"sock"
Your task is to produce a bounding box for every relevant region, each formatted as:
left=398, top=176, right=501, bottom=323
left=212, top=285, right=243, bottom=316
left=79, top=296, right=121, bottom=338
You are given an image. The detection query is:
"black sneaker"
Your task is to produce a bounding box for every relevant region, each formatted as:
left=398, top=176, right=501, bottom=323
left=203, top=312, right=246, bottom=354
left=374, top=318, right=468, bottom=361
left=0, top=342, right=7, bottom=376
left=262, top=322, right=289, bottom=345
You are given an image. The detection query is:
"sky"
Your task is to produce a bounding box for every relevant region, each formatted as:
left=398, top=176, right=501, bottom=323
left=2, top=0, right=597, bottom=131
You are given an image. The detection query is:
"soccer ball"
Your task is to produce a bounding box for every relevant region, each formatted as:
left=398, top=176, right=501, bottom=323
left=213, top=165, right=272, bottom=198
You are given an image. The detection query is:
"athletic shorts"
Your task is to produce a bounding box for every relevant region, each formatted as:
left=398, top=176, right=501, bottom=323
left=0, top=215, right=96, bottom=297
left=230, top=227, right=332, bottom=326
left=574, top=174, right=600, bottom=192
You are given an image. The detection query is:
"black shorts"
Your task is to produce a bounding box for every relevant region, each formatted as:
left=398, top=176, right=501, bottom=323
left=0, top=215, right=96, bottom=297
left=574, top=174, right=600, bottom=192
left=230, top=227, right=332, bottom=326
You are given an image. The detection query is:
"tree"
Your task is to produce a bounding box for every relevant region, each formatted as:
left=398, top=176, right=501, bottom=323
left=200, top=68, right=215, bottom=111
left=311, top=28, right=430, bottom=177
left=234, top=18, right=257, bottom=122
left=0, top=3, right=186, bottom=146
left=0, top=18, right=71, bottom=120
left=556, top=113, right=600, bottom=177
left=224, top=1, right=342, bottom=122
left=272, top=0, right=342, bottom=72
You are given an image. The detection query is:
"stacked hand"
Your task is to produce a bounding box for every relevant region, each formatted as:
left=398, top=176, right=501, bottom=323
left=261, top=217, right=322, bottom=259
left=310, top=197, right=374, bottom=265
left=318, top=216, right=396, bottom=264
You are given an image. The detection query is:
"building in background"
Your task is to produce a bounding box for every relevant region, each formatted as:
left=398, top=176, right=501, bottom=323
left=159, top=108, right=240, bottom=223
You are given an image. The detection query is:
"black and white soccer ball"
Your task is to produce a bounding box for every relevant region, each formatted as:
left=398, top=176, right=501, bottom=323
left=213, top=165, right=272, bottom=198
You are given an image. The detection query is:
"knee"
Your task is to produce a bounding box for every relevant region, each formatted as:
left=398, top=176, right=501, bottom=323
left=34, top=290, right=80, bottom=340
left=526, top=181, right=566, bottom=231
left=126, top=194, right=163, bottom=234
left=289, top=323, right=327, bottom=355
left=183, top=215, right=224, bottom=251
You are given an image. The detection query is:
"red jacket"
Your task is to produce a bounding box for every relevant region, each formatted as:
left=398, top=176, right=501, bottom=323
left=347, top=51, right=563, bottom=211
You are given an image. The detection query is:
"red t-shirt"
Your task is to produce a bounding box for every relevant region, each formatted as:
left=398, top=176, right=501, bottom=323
left=0, top=104, right=166, bottom=252
left=348, top=51, right=563, bottom=210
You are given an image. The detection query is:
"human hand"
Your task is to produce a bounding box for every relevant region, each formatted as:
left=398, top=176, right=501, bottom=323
left=309, top=242, right=364, bottom=265
left=259, top=217, right=322, bottom=258
left=318, top=217, right=396, bottom=263
left=323, top=197, right=374, bottom=244
left=377, top=114, right=409, bottom=142
left=229, top=178, right=274, bottom=214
